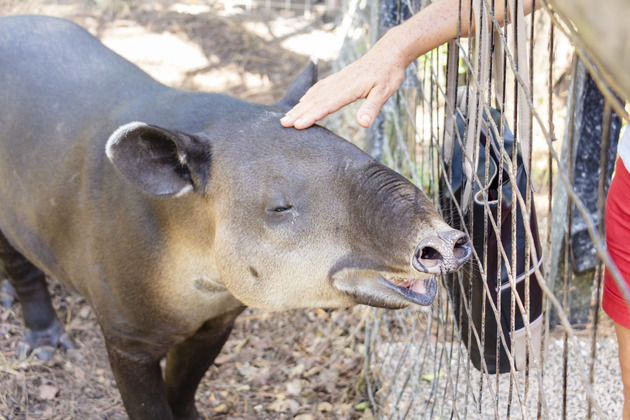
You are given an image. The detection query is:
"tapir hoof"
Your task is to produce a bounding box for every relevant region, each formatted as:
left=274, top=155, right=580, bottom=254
left=19, top=320, right=75, bottom=361
left=1, top=279, right=16, bottom=307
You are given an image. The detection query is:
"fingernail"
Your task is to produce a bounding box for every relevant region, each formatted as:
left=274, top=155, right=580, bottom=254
left=359, top=114, right=371, bottom=126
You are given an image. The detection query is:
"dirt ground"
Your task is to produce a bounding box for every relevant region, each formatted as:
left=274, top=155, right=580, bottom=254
left=0, top=1, right=373, bottom=419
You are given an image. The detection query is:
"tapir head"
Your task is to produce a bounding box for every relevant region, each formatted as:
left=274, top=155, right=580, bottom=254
left=105, top=63, right=471, bottom=311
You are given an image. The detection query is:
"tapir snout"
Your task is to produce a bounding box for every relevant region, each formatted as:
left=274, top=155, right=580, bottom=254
left=331, top=228, right=471, bottom=310
left=377, top=230, right=471, bottom=307
left=414, top=230, right=472, bottom=274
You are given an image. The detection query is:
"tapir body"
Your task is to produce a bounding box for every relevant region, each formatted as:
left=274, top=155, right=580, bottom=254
left=0, top=15, right=470, bottom=419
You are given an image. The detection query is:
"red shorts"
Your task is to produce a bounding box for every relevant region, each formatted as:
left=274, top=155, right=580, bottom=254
left=603, top=157, right=630, bottom=329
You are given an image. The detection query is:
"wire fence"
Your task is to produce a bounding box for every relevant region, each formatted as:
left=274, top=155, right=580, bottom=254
left=327, top=0, right=629, bottom=418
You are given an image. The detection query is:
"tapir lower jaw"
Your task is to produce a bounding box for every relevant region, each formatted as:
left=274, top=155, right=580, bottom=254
left=332, top=271, right=438, bottom=309
left=377, top=275, right=437, bottom=306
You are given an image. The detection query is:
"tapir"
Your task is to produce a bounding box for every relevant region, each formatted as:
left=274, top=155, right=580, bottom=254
left=0, top=15, right=471, bottom=420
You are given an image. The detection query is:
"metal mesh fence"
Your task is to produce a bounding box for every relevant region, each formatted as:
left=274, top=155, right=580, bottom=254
left=326, top=0, right=629, bottom=418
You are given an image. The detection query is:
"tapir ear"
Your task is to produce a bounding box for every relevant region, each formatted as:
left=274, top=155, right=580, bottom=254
left=274, top=58, right=318, bottom=111
left=106, top=122, right=210, bottom=197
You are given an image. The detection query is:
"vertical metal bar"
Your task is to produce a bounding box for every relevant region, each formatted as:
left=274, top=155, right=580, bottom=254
left=481, top=0, right=493, bottom=414
left=586, top=100, right=612, bottom=419
left=538, top=17, right=555, bottom=420
left=561, top=56, right=580, bottom=420
left=507, top=0, right=522, bottom=416
left=459, top=1, right=480, bottom=416
left=496, top=0, right=509, bottom=411
left=443, top=34, right=461, bottom=417
left=522, top=1, right=536, bottom=413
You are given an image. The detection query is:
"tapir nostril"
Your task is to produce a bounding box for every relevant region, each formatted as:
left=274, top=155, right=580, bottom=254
left=419, top=246, right=441, bottom=261
left=453, top=235, right=472, bottom=263
left=413, top=243, right=444, bottom=273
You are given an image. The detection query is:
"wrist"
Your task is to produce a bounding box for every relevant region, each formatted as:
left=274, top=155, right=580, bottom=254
left=377, top=25, right=417, bottom=70
left=378, top=0, right=461, bottom=66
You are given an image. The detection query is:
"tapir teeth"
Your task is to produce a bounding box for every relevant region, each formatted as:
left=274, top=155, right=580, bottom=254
left=377, top=275, right=438, bottom=306
left=386, top=277, right=418, bottom=289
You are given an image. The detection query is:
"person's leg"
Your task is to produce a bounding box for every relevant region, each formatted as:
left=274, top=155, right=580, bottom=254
left=615, top=322, right=630, bottom=420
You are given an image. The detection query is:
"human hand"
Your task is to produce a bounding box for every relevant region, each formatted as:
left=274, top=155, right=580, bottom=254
left=280, top=29, right=408, bottom=129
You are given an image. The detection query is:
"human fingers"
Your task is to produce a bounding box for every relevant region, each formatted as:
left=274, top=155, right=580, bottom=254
left=281, top=78, right=362, bottom=129
left=355, top=68, right=406, bottom=128
left=280, top=95, right=329, bottom=129
left=356, top=86, right=391, bottom=128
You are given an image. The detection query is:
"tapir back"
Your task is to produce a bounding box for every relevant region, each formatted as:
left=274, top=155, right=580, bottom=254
left=0, top=15, right=274, bottom=319
left=0, top=15, right=162, bottom=186
left=0, top=16, right=199, bottom=299
left=0, top=16, right=157, bottom=284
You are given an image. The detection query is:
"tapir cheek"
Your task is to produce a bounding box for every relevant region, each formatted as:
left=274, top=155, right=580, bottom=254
left=213, top=235, right=353, bottom=311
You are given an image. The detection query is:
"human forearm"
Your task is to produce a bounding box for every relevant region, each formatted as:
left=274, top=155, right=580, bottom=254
left=280, top=0, right=538, bottom=130
left=383, top=0, right=537, bottom=69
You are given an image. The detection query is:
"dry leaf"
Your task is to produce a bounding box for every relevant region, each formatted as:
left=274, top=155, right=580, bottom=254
left=253, top=336, right=272, bottom=350
left=214, top=403, right=228, bottom=414
left=78, top=306, right=91, bottom=319
left=267, top=398, right=299, bottom=413
left=250, top=366, right=272, bottom=386
left=360, top=408, right=375, bottom=420
left=39, top=384, right=58, bottom=400
left=285, top=379, right=302, bottom=396
left=317, top=401, right=333, bottom=412
left=313, top=308, right=330, bottom=320
left=73, top=367, right=86, bottom=381
left=288, top=363, right=305, bottom=378
left=236, top=362, right=257, bottom=377
left=213, top=353, right=232, bottom=365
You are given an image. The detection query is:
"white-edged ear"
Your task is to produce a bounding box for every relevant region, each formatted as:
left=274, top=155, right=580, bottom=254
left=105, top=121, right=148, bottom=161
left=106, top=122, right=206, bottom=197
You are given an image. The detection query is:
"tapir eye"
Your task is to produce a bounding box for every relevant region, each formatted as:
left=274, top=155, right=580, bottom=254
left=271, top=205, right=293, bottom=213
left=265, top=198, right=300, bottom=223
left=266, top=203, right=299, bottom=221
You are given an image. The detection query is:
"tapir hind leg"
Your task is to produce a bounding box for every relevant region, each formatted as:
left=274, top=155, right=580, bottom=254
left=164, top=307, right=244, bottom=420
left=0, top=231, right=74, bottom=360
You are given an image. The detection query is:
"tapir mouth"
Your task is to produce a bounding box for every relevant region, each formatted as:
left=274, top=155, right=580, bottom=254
left=377, top=275, right=437, bottom=306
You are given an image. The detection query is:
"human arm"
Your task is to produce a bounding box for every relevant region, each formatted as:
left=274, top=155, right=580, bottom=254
left=280, top=0, right=537, bottom=129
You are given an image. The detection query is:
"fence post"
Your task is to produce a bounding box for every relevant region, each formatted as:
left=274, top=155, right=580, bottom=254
left=548, top=57, right=622, bottom=326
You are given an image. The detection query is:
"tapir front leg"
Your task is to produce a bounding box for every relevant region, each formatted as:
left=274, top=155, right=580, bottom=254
left=0, top=231, right=74, bottom=360
left=105, top=341, right=174, bottom=420
left=164, top=307, right=244, bottom=420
